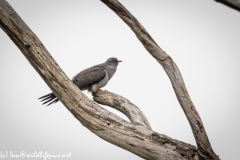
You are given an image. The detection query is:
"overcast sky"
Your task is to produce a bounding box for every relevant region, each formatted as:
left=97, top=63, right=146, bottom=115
left=0, top=0, right=240, bottom=160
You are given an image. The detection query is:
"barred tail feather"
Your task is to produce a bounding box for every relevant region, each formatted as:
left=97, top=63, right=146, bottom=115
left=38, top=93, right=59, bottom=106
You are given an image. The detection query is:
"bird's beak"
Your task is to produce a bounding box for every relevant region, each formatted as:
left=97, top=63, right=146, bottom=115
left=117, top=60, right=122, bottom=65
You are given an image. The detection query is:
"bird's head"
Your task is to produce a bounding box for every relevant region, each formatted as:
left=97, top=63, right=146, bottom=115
left=106, top=57, right=122, bottom=66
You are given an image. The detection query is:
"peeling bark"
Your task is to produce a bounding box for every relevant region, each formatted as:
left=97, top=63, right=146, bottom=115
left=0, top=0, right=219, bottom=160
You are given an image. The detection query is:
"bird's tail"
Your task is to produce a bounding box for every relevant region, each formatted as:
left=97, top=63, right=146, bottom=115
left=38, top=93, right=59, bottom=106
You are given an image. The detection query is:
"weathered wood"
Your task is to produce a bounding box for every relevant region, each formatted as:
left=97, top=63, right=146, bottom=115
left=215, top=0, right=240, bottom=12
left=0, top=0, right=199, bottom=159
left=100, top=0, right=220, bottom=159
left=94, top=90, right=152, bottom=129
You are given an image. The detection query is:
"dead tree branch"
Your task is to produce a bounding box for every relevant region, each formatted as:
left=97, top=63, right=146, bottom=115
left=215, top=0, right=240, bottom=12
left=94, top=90, right=152, bottom=129
left=0, top=0, right=220, bottom=159
left=100, top=0, right=220, bottom=159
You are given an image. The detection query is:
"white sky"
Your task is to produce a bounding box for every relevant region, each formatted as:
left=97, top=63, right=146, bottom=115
left=0, top=0, right=240, bottom=160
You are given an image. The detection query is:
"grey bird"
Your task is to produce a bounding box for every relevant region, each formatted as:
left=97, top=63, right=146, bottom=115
left=39, top=57, right=122, bottom=106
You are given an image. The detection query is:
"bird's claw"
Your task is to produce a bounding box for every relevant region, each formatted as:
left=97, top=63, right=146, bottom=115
left=92, top=89, right=102, bottom=96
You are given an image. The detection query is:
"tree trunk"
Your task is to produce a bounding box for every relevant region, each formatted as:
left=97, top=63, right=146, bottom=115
left=0, top=0, right=220, bottom=160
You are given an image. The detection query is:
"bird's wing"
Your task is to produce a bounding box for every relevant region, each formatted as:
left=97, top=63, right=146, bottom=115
left=72, top=66, right=107, bottom=90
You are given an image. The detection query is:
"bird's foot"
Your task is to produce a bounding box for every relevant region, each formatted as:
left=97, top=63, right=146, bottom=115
left=97, top=89, right=102, bottom=93
left=92, top=89, right=102, bottom=96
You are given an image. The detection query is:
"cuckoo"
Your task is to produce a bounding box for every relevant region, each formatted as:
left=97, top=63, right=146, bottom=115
left=39, top=57, right=122, bottom=106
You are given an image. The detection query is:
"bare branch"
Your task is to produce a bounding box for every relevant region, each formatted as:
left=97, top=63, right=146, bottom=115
left=215, top=0, right=240, bottom=12
left=100, top=0, right=220, bottom=159
left=0, top=0, right=199, bottom=159
left=93, top=90, right=152, bottom=129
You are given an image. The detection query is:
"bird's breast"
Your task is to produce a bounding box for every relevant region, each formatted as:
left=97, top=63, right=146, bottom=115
left=106, top=66, right=116, bottom=80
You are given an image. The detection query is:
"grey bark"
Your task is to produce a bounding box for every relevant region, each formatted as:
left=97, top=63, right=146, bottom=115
left=100, top=0, right=220, bottom=160
left=0, top=0, right=219, bottom=160
left=93, top=90, right=152, bottom=130
left=215, top=0, right=240, bottom=12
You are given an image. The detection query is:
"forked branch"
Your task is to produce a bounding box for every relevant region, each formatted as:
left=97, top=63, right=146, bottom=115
left=0, top=1, right=199, bottom=159
left=94, top=90, right=152, bottom=129
left=101, top=0, right=220, bottom=159
left=0, top=0, right=220, bottom=159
